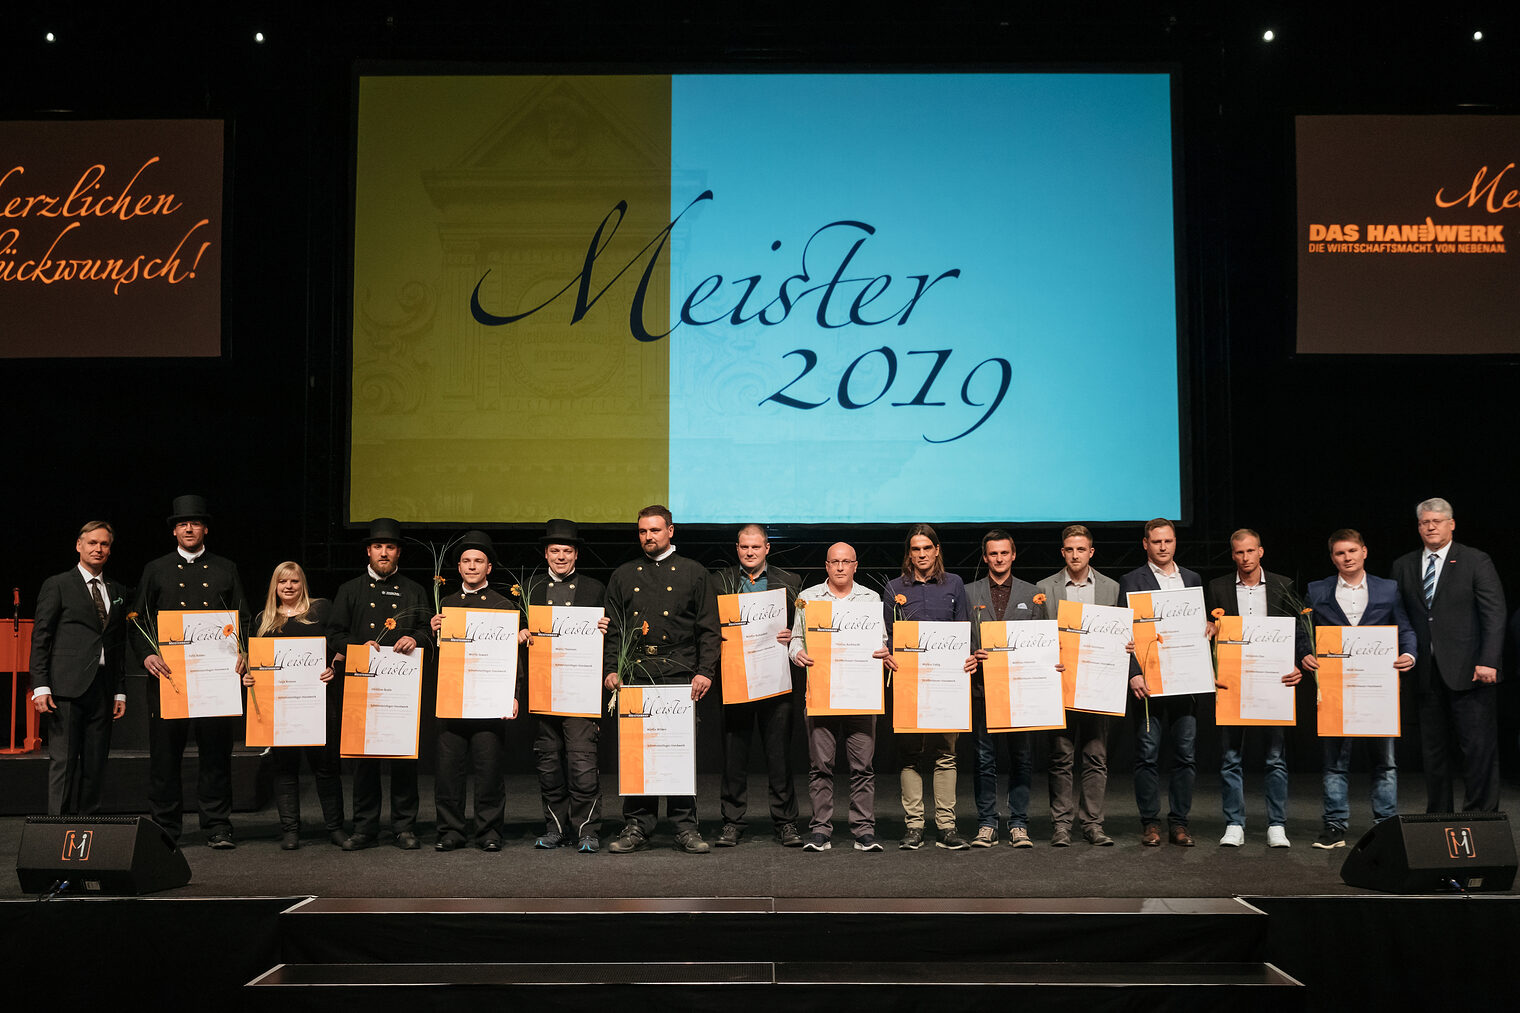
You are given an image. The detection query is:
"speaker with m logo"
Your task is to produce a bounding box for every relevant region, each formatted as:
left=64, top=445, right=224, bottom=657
left=16, top=816, right=191, bottom=895
left=1340, top=812, right=1516, bottom=892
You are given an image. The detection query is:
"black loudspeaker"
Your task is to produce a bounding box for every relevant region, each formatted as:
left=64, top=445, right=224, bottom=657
left=16, top=816, right=191, bottom=895
left=1340, top=812, right=1517, bottom=892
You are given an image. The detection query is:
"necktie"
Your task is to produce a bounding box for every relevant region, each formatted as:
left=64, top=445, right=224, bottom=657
left=89, top=578, right=108, bottom=627
left=1422, top=553, right=1437, bottom=608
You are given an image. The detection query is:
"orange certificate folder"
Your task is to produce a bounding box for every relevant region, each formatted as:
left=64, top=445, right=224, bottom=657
left=616, top=684, right=696, bottom=797
left=339, top=644, right=424, bottom=759
left=436, top=606, right=519, bottom=719
left=528, top=605, right=604, bottom=718
left=1056, top=599, right=1131, bottom=716
left=245, top=636, right=328, bottom=748
left=1214, top=616, right=1297, bottom=727
left=156, top=609, right=242, bottom=720
left=717, top=589, right=791, bottom=705
left=1316, top=625, right=1401, bottom=738
left=981, top=620, right=1065, bottom=732
left=803, top=599, right=885, bottom=716
left=891, top=620, right=971, bottom=733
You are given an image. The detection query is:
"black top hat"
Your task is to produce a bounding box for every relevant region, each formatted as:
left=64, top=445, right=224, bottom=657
left=456, top=529, right=496, bottom=564
left=166, top=495, right=211, bottom=526
left=539, top=518, right=582, bottom=547
left=365, top=517, right=404, bottom=545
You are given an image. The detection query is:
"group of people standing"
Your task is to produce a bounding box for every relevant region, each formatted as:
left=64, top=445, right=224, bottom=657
left=28, top=495, right=1504, bottom=858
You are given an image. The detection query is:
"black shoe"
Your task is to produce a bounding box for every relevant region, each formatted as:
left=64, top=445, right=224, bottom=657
left=775, top=822, right=804, bottom=847
left=674, top=830, right=711, bottom=854
left=1313, top=828, right=1347, bottom=850
left=1084, top=827, right=1115, bottom=847
left=900, top=828, right=924, bottom=850
left=937, top=828, right=970, bottom=851
left=328, top=830, right=349, bottom=848
left=578, top=835, right=600, bottom=853
left=1051, top=828, right=1072, bottom=847
left=395, top=831, right=420, bottom=850
left=608, top=826, right=649, bottom=854
left=280, top=831, right=300, bottom=851
left=342, top=833, right=376, bottom=852
left=535, top=832, right=566, bottom=849
left=802, top=832, right=831, bottom=852
left=481, top=837, right=502, bottom=852
left=435, top=833, right=465, bottom=852
left=207, top=831, right=235, bottom=850
left=854, top=834, right=884, bottom=852
left=716, top=824, right=742, bottom=847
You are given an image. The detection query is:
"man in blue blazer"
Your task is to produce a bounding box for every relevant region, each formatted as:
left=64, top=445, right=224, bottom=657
left=1297, top=528, right=1416, bottom=849
left=30, top=522, right=128, bottom=815
left=1118, top=518, right=1205, bottom=847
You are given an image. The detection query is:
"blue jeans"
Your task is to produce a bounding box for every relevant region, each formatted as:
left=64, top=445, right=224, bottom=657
left=1321, top=736, right=1397, bottom=831
left=971, top=695, right=1032, bottom=828
left=1132, top=695, right=1196, bottom=828
left=1219, top=726, right=1287, bottom=827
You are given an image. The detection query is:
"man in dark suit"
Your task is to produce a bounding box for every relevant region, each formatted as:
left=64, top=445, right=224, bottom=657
left=527, top=519, right=609, bottom=853
left=1298, top=528, right=1416, bottom=849
left=712, top=523, right=804, bottom=848
left=134, top=495, right=248, bottom=847
left=1119, top=517, right=1204, bottom=847
left=966, top=529, right=1045, bottom=848
left=1204, top=528, right=1302, bottom=848
left=31, top=521, right=128, bottom=816
left=1390, top=498, right=1506, bottom=813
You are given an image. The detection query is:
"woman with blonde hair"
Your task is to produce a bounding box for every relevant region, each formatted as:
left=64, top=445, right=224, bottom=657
left=243, top=562, right=345, bottom=849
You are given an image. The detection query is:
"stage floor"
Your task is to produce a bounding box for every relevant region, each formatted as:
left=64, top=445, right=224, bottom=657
left=7, top=772, right=1516, bottom=900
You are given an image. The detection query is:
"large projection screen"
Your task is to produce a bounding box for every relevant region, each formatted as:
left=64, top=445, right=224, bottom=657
left=350, top=72, right=1182, bottom=525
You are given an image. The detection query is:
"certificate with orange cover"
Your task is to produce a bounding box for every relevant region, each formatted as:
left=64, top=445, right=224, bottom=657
left=1214, top=616, right=1297, bottom=726
left=981, top=620, right=1065, bottom=732
left=1127, top=587, right=1214, bottom=697
left=802, top=598, right=885, bottom=716
left=528, top=605, right=603, bottom=717
left=1315, top=625, right=1401, bottom=737
left=891, top=620, right=971, bottom=733
left=245, top=636, right=327, bottom=747
left=617, top=685, right=695, bottom=796
left=1055, top=599, right=1132, bottom=717
left=156, top=609, right=242, bottom=719
left=339, top=644, right=423, bottom=758
left=717, top=589, right=790, bottom=704
left=437, top=606, right=519, bottom=719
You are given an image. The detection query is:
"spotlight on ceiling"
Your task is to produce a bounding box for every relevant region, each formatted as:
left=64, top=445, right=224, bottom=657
left=1262, top=29, right=1276, bottom=42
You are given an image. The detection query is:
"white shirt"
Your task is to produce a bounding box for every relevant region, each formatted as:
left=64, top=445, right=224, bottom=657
left=178, top=547, right=206, bottom=563
left=1148, top=561, right=1185, bottom=590
left=1421, top=541, right=1452, bottom=597
left=1062, top=571, right=1097, bottom=605
left=1335, top=576, right=1369, bottom=626
left=1234, top=574, right=1267, bottom=617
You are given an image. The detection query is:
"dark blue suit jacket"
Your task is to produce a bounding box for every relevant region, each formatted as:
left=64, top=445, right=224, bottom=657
left=1297, top=573, right=1417, bottom=661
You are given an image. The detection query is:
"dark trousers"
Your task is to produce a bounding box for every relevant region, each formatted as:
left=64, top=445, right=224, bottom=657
left=435, top=718, right=506, bottom=842
left=271, top=744, right=344, bottom=834
left=1419, top=670, right=1500, bottom=812
left=44, top=667, right=114, bottom=816
left=147, top=710, right=234, bottom=839
left=720, top=694, right=798, bottom=829
left=622, top=794, right=698, bottom=836
left=1132, top=694, right=1196, bottom=829
left=1049, top=710, right=1110, bottom=833
left=351, top=758, right=419, bottom=837
left=805, top=713, right=876, bottom=838
left=971, top=693, right=1033, bottom=829
left=535, top=715, right=602, bottom=838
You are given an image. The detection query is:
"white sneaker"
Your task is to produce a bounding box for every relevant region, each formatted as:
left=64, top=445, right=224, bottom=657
left=1266, top=825, right=1291, bottom=848
left=1219, top=824, right=1245, bottom=847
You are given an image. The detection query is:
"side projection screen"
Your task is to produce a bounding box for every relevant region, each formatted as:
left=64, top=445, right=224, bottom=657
left=351, top=73, right=1182, bottom=524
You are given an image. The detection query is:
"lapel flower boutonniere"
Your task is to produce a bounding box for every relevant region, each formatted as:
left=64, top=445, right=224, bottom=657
left=1032, top=593, right=1047, bottom=606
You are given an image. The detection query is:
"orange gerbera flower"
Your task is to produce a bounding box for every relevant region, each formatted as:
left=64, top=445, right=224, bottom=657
left=1301, top=607, right=1313, bottom=615
left=128, top=611, right=139, bottom=620
left=510, top=584, right=522, bottom=597
left=222, top=624, right=234, bottom=637
left=434, top=575, right=446, bottom=585
left=1032, top=593, right=1047, bottom=605
left=641, top=621, right=650, bottom=636
left=1210, top=607, right=1225, bottom=619
left=384, top=618, right=397, bottom=630
left=894, top=594, right=907, bottom=606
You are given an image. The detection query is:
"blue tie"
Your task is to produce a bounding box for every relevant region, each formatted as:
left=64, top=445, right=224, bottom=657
left=1422, top=553, right=1437, bottom=608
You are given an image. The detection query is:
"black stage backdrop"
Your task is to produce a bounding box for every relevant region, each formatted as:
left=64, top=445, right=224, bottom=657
left=4, top=7, right=1519, bottom=769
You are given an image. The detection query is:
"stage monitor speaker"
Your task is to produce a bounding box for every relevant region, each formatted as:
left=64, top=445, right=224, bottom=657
left=16, top=815, right=191, bottom=895
left=1340, top=812, right=1516, bottom=893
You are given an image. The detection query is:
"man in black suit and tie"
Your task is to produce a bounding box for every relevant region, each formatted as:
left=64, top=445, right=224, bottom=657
left=1119, top=518, right=1204, bottom=847
left=31, top=521, right=128, bottom=816
left=1390, top=498, right=1505, bottom=813
left=1204, top=529, right=1302, bottom=849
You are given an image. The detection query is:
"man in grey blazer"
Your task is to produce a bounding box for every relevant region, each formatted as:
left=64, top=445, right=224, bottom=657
left=1390, top=498, right=1506, bottom=813
left=966, top=529, right=1045, bottom=847
left=1035, top=524, right=1121, bottom=846
left=30, top=521, right=128, bottom=816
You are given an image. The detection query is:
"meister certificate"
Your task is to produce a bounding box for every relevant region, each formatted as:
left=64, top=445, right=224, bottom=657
left=717, top=588, right=791, bottom=704
left=245, top=635, right=328, bottom=747
left=617, top=685, right=697, bottom=796
left=1215, top=615, right=1297, bottom=726
left=437, top=607, right=520, bottom=719
left=1056, top=599, right=1133, bottom=717
left=891, top=620, right=972, bottom=733
left=981, top=619, right=1065, bottom=731
left=157, top=609, right=242, bottom=719
left=802, top=598, right=886, bottom=715
left=1316, top=625, right=1401, bottom=737
left=1127, top=587, right=1215, bottom=697
left=340, top=644, right=424, bottom=758
left=528, top=605, right=605, bottom=718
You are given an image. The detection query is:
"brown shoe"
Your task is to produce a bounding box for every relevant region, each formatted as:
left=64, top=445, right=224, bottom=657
left=1169, top=825, right=1195, bottom=847
left=1140, top=823, right=1162, bottom=847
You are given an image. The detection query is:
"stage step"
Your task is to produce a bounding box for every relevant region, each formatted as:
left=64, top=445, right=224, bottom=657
left=276, top=896, right=1271, bottom=965
left=247, top=960, right=1302, bottom=1009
